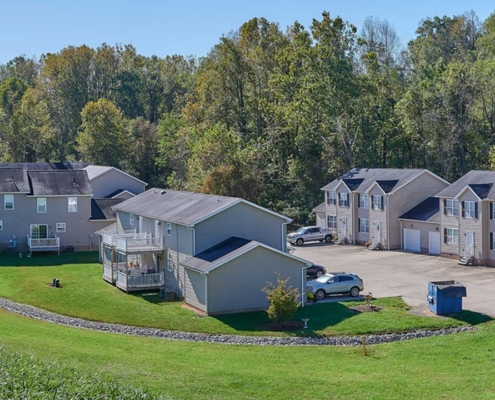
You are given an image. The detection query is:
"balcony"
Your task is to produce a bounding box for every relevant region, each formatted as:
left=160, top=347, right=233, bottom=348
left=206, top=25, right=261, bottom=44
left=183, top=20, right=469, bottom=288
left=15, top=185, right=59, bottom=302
left=27, top=236, right=60, bottom=255
left=102, top=230, right=163, bottom=254
left=116, top=270, right=165, bottom=292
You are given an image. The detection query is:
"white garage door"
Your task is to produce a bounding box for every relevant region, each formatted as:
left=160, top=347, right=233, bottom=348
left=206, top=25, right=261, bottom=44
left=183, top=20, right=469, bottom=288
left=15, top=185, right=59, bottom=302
left=429, top=231, right=441, bottom=255
left=404, top=228, right=421, bottom=252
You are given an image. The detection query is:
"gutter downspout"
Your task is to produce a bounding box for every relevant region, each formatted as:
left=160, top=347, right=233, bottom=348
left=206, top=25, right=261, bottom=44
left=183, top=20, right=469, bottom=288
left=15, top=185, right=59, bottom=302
left=386, top=194, right=391, bottom=250
left=187, top=226, right=196, bottom=256
left=400, top=220, right=403, bottom=250
left=203, top=272, right=208, bottom=313
left=282, top=222, right=290, bottom=252
left=351, top=192, right=355, bottom=245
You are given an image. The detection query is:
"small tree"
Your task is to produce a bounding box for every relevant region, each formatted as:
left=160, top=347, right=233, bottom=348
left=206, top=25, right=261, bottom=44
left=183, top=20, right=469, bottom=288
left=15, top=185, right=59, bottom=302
left=262, top=274, right=300, bottom=325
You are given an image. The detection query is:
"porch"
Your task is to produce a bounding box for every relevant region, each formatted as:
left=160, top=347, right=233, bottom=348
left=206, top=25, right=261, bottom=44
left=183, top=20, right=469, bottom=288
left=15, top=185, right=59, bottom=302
left=102, top=230, right=164, bottom=253
left=27, top=236, right=60, bottom=256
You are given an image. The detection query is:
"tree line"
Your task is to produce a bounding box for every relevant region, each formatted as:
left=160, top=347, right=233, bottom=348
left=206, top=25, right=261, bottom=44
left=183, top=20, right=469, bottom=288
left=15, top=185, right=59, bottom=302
left=1, top=11, right=494, bottom=223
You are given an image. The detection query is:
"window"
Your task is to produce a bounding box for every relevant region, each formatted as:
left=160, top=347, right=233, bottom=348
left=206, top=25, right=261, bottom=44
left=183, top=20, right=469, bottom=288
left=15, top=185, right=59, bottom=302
left=167, top=222, right=172, bottom=235
left=327, top=215, right=337, bottom=229
left=4, top=195, right=14, bottom=210
left=327, top=192, right=337, bottom=205
left=491, top=232, right=495, bottom=251
left=167, top=252, right=173, bottom=272
left=30, top=224, right=48, bottom=239
left=129, top=214, right=134, bottom=226
left=56, top=223, right=66, bottom=233
left=463, top=201, right=477, bottom=219
left=0, top=220, right=3, bottom=230
left=359, top=194, right=369, bottom=209
left=444, top=227, right=459, bottom=245
left=444, top=199, right=459, bottom=217
left=359, top=218, right=369, bottom=233
left=339, top=193, right=349, bottom=207
left=68, top=197, right=78, bottom=212
left=37, top=198, right=47, bottom=213
left=372, top=195, right=383, bottom=211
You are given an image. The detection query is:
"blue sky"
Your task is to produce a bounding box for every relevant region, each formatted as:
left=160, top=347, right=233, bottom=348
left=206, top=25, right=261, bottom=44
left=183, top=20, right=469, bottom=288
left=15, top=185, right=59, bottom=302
left=1, top=0, right=493, bottom=63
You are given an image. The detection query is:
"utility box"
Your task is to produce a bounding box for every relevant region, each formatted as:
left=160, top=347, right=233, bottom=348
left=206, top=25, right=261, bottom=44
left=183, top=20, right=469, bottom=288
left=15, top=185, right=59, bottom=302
left=427, top=281, right=466, bottom=315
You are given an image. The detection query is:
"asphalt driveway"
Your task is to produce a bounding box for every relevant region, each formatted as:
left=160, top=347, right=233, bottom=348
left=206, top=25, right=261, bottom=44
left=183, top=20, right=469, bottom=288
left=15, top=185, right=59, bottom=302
left=295, top=243, right=495, bottom=317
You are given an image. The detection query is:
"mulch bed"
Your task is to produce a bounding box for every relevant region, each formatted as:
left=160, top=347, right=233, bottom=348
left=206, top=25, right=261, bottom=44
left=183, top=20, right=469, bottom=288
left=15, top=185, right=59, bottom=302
left=348, top=305, right=383, bottom=313
left=262, top=321, right=305, bottom=331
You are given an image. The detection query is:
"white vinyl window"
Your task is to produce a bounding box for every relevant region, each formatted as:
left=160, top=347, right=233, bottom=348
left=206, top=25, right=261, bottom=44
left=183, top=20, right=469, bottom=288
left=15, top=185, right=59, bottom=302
left=167, top=252, right=173, bottom=272
left=0, top=220, right=3, bottom=230
left=359, top=194, right=369, bottom=209
left=68, top=197, right=78, bottom=213
left=339, top=193, right=349, bottom=207
left=463, top=201, right=476, bottom=219
left=129, top=214, right=134, bottom=226
left=327, top=215, right=337, bottom=229
left=444, top=228, right=459, bottom=245
left=37, top=198, right=47, bottom=213
left=167, top=222, right=172, bottom=236
left=56, top=223, right=66, bottom=233
left=445, top=199, right=458, bottom=217
left=372, top=195, right=382, bottom=211
left=4, top=195, right=14, bottom=210
left=327, top=192, right=337, bottom=205
left=30, top=224, right=48, bottom=239
left=359, top=218, right=369, bottom=233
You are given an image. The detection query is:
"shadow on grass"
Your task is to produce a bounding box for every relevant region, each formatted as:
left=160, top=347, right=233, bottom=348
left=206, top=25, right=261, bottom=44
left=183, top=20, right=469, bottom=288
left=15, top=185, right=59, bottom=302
left=214, top=302, right=361, bottom=337
left=451, top=310, right=493, bottom=325
left=129, top=291, right=183, bottom=305
left=0, top=251, right=99, bottom=267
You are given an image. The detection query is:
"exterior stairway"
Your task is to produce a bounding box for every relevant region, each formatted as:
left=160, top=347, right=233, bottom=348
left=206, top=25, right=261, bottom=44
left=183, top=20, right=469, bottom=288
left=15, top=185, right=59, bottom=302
left=458, top=255, right=474, bottom=266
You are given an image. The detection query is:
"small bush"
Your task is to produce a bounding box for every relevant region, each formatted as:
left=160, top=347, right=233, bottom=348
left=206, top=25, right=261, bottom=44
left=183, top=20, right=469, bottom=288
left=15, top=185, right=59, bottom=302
left=262, top=274, right=300, bottom=324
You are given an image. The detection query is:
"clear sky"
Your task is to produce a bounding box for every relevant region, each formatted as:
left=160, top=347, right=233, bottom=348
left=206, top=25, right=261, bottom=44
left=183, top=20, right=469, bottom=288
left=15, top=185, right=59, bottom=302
left=1, top=0, right=493, bottom=63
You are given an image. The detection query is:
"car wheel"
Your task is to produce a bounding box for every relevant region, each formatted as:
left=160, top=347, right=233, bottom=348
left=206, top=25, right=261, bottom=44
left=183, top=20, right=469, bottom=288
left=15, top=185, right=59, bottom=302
left=296, top=238, right=304, bottom=246
left=350, top=287, right=360, bottom=297
left=325, top=235, right=333, bottom=243
left=316, top=270, right=323, bottom=278
left=315, top=290, right=326, bottom=300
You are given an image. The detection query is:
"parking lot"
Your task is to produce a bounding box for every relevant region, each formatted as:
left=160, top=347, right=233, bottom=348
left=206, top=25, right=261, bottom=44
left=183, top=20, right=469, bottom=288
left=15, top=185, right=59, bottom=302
left=295, top=243, right=495, bottom=317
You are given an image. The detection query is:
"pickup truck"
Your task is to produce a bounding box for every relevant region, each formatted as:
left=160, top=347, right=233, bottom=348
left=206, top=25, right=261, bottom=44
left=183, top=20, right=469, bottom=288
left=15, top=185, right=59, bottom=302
left=286, top=226, right=333, bottom=246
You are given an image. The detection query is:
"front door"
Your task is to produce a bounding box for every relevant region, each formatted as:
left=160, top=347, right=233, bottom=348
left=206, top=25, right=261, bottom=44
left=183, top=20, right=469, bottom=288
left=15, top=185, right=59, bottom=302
left=340, top=217, right=347, bottom=238
left=466, top=231, right=474, bottom=257
left=155, top=220, right=161, bottom=239
left=374, top=221, right=381, bottom=243
left=30, top=224, right=48, bottom=239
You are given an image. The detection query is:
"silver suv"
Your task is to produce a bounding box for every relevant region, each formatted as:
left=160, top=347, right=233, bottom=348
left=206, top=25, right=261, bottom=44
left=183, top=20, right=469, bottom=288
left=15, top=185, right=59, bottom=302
left=307, top=273, right=364, bottom=300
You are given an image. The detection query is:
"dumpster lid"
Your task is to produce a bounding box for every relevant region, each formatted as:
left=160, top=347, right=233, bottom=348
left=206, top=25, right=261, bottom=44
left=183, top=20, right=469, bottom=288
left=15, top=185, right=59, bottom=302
left=430, top=280, right=463, bottom=289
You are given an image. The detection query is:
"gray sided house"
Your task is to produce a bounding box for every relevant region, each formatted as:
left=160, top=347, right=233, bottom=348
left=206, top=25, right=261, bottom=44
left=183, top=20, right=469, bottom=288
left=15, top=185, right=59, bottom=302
left=97, top=189, right=311, bottom=314
left=318, top=168, right=449, bottom=250
left=84, top=165, right=147, bottom=198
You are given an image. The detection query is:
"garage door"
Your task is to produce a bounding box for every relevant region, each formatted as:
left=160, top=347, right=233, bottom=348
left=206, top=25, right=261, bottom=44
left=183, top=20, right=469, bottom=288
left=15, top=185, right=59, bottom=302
left=429, top=231, right=441, bottom=255
left=404, top=228, right=420, bottom=252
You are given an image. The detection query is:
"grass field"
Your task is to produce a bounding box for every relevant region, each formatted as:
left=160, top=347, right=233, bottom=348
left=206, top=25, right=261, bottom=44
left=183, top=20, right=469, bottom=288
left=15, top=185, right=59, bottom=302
left=0, top=252, right=481, bottom=336
left=1, top=309, right=495, bottom=399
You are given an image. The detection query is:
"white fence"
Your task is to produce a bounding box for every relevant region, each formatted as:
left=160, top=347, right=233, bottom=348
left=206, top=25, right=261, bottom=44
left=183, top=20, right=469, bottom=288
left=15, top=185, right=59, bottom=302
left=27, top=236, right=60, bottom=248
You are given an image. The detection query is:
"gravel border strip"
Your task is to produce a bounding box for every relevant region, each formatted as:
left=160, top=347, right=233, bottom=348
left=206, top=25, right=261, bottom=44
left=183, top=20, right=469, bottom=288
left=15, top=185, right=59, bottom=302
left=0, top=298, right=476, bottom=347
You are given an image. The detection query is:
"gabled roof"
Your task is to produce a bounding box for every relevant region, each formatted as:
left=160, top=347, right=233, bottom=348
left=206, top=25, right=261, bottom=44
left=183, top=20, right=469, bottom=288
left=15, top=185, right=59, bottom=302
left=342, top=178, right=364, bottom=191
left=436, top=170, right=495, bottom=199
left=113, top=189, right=291, bottom=226
left=0, top=168, right=30, bottom=193
left=105, top=189, right=136, bottom=200
left=312, top=202, right=326, bottom=213
left=91, top=198, right=125, bottom=220
left=28, top=170, right=93, bottom=196
left=181, top=236, right=310, bottom=274
left=0, top=162, right=90, bottom=170
left=84, top=165, right=147, bottom=185
left=322, top=168, right=444, bottom=194
left=399, top=197, right=440, bottom=223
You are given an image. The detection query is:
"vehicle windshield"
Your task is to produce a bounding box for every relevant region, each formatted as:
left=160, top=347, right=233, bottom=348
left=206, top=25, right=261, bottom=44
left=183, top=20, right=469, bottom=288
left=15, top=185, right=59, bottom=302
left=315, top=274, right=333, bottom=283
left=295, top=228, right=306, bottom=234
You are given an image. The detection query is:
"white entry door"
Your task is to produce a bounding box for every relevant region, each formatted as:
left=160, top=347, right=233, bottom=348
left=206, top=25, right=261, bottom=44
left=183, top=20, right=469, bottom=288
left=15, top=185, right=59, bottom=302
left=138, top=216, right=143, bottom=233
left=404, top=228, right=421, bottom=252
left=429, top=231, right=440, bottom=255
left=340, top=217, right=347, bottom=237
left=466, top=231, right=474, bottom=257
left=374, top=221, right=381, bottom=242
left=155, top=220, right=161, bottom=239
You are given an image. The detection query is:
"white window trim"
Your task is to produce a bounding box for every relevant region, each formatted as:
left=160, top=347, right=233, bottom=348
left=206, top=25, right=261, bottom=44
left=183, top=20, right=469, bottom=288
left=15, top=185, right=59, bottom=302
left=464, top=201, right=475, bottom=219
left=359, top=194, right=369, bottom=209
left=446, top=228, right=459, bottom=245
left=359, top=218, right=370, bottom=233
left=327, top=192, right=337, bottom=205
left=68, top=197, right=78, bottom=213
left=339, top=193, right=349, bottom=208
left=129, top=214, right=134, bottom=226
left=327, top=215, right=337, bottom=229
left=30, top=224, right=48, bottom=239
left=4, top=194, right=14, bottom=210
left=372, top=195, right=382, bottom=211
left=445, top=199, right=458, bottom=217
left=56, top=223, right=66, bottom=233
left=0, top=220, right=3, bottom=230
left=37, top=198, right=47, bottom=214
left=167, top=222, right=172, bottom=236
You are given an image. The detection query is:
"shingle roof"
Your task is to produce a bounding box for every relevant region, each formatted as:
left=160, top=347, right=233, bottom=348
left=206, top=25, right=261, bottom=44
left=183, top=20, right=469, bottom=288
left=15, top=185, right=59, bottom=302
left=181, top=237, right=257, bottom=273
left=342, top=178, right=364, bottom=191
left=113, top=189, right=290, bottom=226
left=312, top=202, right=326, bottom=213
left=399, top=197, right=440, bottom=222
left=105, top=189, right=136, bottom=199
left=91, top=198, right=125, bottom=220
left=322, top=168, right=435, bottom=193
left=0, top=162, right=90, bottom=170
left=0, top=168, right=30, bottom=192
left=84, top=165, right=113, bottom=180
left=436, top=170, right=495, bottom=199
left=28, top=170, right=93, bottom=196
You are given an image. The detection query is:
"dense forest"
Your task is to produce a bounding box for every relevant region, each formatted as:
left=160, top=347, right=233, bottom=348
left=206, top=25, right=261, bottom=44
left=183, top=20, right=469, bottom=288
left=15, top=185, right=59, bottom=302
left=1, top=11, right=494, bottom=223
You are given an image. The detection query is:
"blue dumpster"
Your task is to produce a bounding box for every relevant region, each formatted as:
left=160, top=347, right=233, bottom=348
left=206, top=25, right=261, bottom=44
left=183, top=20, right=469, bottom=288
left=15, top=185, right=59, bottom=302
left=427, top=281, right=466, bottom=315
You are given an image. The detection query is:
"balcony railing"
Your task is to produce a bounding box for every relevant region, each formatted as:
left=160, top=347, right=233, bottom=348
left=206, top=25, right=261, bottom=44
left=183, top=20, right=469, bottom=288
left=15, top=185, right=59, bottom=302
left=102, top=230, right=137, bottom=246
left=116, top=235, right=163, bottom=253
left=117, top=271, right=164, bottom=290
left=27, top=236, right=60, bottom=249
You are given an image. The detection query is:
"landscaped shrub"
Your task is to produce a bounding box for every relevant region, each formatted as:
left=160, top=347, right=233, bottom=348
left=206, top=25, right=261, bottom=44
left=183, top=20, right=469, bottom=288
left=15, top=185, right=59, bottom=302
left=262, top=274, right=300, bottom=324
left=0, top=347, right=163, bottom=399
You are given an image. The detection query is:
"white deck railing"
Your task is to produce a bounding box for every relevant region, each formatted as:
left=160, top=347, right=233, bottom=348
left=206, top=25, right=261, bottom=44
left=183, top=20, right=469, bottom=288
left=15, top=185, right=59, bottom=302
left=116, top=234, right=163, bottom=252
left=102, top=230, right=137, bottom=246
left=103, top=264, right=113, bottom=279
left=116, top=271, right=164, bottom=289
left=27, top=236, right=60, bottom=248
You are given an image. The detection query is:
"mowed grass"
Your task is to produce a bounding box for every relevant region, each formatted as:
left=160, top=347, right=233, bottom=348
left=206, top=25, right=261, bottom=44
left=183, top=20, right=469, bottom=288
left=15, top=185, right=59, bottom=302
left=0, top=252, right=485, bottom=336
left=1, top=309, right=495, bottom=400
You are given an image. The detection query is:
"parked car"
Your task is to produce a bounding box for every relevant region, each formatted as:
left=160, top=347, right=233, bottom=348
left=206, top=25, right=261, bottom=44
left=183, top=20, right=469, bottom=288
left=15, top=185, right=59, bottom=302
left=287, top=226, right=333, bottom=246
left=307, top=263, right=326, bottom=278
left=307, top=273, right=364, bottom=300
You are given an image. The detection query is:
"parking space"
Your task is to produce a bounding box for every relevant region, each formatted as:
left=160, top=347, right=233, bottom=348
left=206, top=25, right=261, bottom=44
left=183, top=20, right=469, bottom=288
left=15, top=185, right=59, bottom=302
left=296, top=243, right=495, bottom=317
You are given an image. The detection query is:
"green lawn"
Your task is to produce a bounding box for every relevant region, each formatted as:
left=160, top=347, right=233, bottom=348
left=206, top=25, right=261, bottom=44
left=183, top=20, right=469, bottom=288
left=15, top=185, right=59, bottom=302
left=0, top=252, right=487, bottom=336
left=1, top=309, right=495, bottom=399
